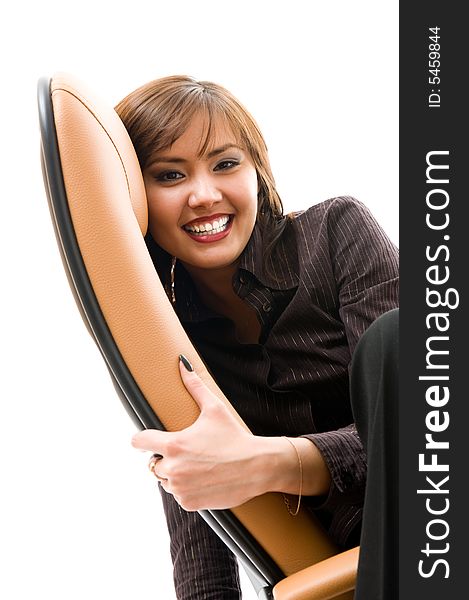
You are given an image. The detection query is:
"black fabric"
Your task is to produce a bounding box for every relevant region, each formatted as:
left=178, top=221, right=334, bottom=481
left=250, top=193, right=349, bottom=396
left=351, top=308, right=399, bottom=600
left=149, top=197, right=399, bottom=599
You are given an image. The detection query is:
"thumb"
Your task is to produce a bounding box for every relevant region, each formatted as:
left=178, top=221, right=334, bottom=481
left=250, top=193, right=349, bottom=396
left=178, top=354, right=220, bottom=411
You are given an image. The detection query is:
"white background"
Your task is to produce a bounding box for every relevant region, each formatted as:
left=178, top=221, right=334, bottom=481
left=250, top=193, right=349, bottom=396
left=1, top=1, right=397, bottom=598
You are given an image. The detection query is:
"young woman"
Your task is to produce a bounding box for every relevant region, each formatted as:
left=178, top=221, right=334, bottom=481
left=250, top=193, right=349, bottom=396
left=115, top=76, right=399, bottom=600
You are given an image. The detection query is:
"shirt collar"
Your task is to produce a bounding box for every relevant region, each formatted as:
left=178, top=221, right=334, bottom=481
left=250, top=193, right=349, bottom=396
left=236, top=220, right=299, bottom=291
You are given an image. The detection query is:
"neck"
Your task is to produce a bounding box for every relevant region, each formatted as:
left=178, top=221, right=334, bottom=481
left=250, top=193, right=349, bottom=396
left=181, top=259, right=261, bottom=344
left=181, top=260, right=240, bottom=312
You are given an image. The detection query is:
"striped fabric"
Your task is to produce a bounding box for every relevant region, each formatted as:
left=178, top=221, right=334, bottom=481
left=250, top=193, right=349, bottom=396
left=151, top=196, right=399, bottom=599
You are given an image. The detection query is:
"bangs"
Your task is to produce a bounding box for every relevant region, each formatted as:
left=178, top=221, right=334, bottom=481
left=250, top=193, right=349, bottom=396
left=143, top=90, right=246, bottom=168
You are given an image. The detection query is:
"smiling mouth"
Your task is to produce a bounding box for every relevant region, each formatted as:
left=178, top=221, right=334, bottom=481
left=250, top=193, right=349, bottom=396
left=182, top=215, right=232, bottom=236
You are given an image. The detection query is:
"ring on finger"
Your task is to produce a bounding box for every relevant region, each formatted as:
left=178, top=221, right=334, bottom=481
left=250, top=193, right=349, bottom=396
left=148, top=453, right=162, bottom=472
left=148, top=454, right=168, bottom=482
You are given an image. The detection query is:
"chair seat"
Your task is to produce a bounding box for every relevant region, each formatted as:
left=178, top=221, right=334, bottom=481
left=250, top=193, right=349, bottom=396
left=273, top=547, right=358, bottom=600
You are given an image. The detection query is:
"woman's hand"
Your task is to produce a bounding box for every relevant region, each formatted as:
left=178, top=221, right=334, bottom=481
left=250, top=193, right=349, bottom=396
left=131, top=357, right=331, bottom=511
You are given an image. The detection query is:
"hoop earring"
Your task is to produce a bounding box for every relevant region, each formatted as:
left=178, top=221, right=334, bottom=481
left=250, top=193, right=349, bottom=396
left=166, top=256, right=177, bottom=306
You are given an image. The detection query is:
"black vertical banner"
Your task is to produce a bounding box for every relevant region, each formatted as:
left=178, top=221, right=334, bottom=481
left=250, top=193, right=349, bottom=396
left=400, top=3, right=467, bottom=598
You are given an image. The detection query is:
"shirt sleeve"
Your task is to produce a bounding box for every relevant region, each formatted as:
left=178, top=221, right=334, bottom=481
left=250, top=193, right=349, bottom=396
left=301, top=196, right=399, bottom=545
left=327, top=196, right=399, bottom=355
left=159, top=487, right=242, bottom=599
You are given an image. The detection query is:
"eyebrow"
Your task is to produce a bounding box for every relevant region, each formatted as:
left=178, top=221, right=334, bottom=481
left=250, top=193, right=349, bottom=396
left=147, top=144, right=243, bottom=167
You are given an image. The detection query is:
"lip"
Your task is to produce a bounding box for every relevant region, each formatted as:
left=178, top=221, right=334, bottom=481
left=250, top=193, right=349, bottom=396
left=182, top=213, right=232, bottom=227
left=183, top=215, right=234, bottom=244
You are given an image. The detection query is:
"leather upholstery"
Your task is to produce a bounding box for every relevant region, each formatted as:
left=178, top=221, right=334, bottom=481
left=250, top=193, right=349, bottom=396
left=273, top=548, right=358, bottom=600
left=44, top=73, right=358, bottom=597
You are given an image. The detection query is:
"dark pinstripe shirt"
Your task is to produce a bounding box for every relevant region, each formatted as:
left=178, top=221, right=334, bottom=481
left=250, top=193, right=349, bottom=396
left=152, top=196, right=399, bottom=599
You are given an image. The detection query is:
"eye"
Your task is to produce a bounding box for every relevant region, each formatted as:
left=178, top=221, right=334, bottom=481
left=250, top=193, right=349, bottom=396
left=155, top=170, right=184, bottom=183
left=214, top=159, right=239, bottom=172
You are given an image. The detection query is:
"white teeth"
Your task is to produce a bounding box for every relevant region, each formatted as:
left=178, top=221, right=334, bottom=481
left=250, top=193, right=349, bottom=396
left=184, top=215, right=231, bottom=235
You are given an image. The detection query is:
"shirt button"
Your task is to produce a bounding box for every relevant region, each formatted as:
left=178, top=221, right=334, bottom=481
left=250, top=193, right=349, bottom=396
left=262, top=301, right=272, bottom=312
left=239, top=275, right=246, bottom=284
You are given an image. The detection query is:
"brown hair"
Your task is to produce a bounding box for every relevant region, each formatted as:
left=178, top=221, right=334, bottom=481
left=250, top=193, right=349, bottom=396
left=115, top=75, right=291, bottom=278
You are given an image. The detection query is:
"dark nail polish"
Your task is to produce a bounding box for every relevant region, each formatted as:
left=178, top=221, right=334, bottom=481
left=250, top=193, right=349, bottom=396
left=179, top=354, right=194, bottom=372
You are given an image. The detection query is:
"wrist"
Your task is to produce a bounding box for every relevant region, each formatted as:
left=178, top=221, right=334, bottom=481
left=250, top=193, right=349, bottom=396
left=255, top=436, right=331, bottom=497
left=246, top=435, right=290, bottom=497
left=292, top=437, right=331, bottom=496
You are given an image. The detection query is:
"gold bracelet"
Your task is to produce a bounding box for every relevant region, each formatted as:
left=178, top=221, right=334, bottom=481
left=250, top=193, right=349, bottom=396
left=282, top=436, right=303, bottom=517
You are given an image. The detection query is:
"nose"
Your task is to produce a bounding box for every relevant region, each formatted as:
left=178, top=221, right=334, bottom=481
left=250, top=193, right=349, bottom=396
left=187, top=174, right=222, bottom=210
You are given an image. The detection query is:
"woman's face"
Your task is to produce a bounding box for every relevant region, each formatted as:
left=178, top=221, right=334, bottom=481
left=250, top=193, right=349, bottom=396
left=143, top=113, right=258, bottom=272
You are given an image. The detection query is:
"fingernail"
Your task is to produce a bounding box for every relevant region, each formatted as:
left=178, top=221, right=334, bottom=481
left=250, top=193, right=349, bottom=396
left=179, top=354, right=194, bottom=372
